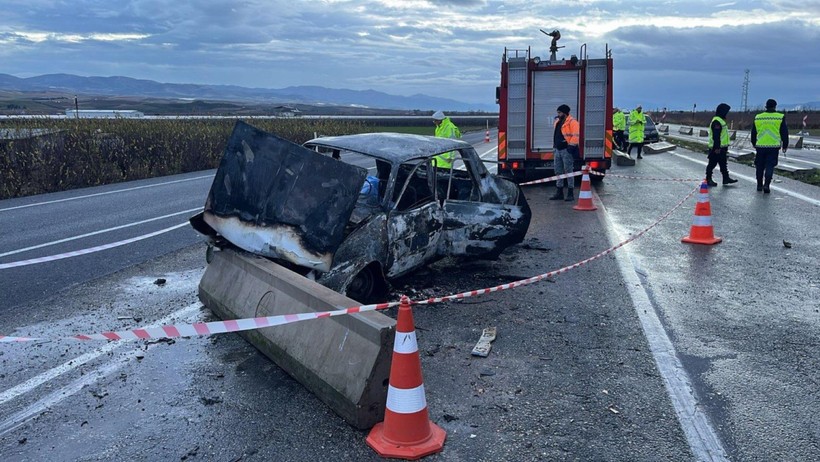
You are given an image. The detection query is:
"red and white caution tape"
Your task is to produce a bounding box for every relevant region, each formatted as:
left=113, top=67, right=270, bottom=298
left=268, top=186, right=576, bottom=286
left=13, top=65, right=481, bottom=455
left=413, top=184, right=699, bottom=306
left=1, top=185, right=699, bottom=343
left=0, top=222, right=189, bottom=270
left=588, top=170, right=701, bottom=182
left=519, top=170, right=583, bottom=186
left=0, top=300, right=400, bottom=343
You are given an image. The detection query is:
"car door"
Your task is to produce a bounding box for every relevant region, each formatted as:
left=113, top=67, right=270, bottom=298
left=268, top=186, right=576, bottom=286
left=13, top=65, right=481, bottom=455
left=438, top=148, right=531, bottom=257
left=385, top=159, right=444, bottom=278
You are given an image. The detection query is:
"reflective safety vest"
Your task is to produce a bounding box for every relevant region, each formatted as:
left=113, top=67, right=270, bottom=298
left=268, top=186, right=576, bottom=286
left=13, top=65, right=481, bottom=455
left=554, top=114, right=580, bottom=146
left=433, top=118, right=461, bottom=168
left=628, top=110, right=645, bottom=143
left=754, top=111, right=785, bottom=148
left=707, top=116, right=730, bottom=148
left=613, top=111, right=626, bottom=131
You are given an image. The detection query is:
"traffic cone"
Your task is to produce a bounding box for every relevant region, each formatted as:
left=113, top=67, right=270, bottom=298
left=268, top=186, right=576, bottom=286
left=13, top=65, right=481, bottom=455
left=366, top=296, right=446, bottom=460
left=681, top=180, right=722, bottom=245
left=484, top=130, right=491, bottom=143
left=573, top=165, right=597, bottom=211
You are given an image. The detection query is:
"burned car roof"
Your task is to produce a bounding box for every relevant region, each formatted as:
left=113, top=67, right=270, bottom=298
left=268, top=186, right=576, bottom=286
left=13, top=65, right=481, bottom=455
left=305, top=132, right=469, bottom=162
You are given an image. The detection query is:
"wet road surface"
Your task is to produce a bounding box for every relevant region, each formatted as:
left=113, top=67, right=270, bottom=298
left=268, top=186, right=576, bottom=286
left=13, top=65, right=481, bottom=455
left=1, top=136, right=818, bottom=461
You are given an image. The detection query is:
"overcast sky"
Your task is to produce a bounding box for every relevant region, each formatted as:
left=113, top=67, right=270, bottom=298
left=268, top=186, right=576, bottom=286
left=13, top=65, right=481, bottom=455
left=1, top=0, right=818, bottom=111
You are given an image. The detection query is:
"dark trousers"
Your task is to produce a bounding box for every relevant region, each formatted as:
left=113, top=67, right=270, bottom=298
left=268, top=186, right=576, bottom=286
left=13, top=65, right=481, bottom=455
left=755, top=147, right=779, bottom=182
left=614, top=130, right=626, bottom=150
left=706, top=148, right=730, bottom=181
left=628, top=142, right=643, bottom=157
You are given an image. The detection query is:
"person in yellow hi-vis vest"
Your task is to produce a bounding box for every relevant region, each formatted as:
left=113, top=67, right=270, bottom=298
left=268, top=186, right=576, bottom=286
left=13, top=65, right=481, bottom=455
left=706, top=103, right=738, bottom=187
left=612, top=107, right=626, bottom=151
left=628, top=105, right=646, bottom=159
left=751, top=99, right=789, bottom=194
left=432, top=111, right=461, bottom=169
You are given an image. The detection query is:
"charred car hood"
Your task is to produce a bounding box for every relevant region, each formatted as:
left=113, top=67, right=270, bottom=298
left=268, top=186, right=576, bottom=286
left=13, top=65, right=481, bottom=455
left=200, top=121, right=367, bottom=271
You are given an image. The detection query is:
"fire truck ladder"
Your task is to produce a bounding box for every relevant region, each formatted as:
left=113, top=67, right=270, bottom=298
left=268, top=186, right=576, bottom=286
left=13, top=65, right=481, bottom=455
left=506, top=51, right=528, bottom=161
left=583, top=58, right=608, bottom=158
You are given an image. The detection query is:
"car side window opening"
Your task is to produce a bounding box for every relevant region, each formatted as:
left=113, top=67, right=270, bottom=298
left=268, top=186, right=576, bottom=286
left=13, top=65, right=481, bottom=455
left=437, top=149, right=482, bottom=203
left=392, top=160, right=436, bottom=212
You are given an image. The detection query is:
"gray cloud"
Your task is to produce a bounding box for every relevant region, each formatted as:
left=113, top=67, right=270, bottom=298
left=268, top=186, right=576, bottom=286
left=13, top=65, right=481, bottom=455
left=0, top=1, right=817, bottom=109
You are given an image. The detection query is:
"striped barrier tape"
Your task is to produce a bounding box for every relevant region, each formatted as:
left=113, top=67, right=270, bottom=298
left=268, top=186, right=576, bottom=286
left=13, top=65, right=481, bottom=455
left=588, top=170, right=701, bottom=182
left=519, top=170, right=583, bottom=186
left=0, top=185, right=700, bottom=343
left=0, top=301, right=399, bottom=343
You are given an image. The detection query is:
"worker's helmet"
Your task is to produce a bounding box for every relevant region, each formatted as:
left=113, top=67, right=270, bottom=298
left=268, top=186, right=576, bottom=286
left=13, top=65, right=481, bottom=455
left=432, top=110, right=446, bottom=120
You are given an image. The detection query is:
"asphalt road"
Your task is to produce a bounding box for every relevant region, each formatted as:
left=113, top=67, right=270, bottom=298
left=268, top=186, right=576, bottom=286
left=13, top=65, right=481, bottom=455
left=1, top=131, right=818, bottom=461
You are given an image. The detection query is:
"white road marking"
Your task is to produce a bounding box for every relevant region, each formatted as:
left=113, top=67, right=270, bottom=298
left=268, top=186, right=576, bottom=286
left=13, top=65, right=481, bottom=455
left=0, top=222, right=190, bottom=270
left=672, top=152, right=820, bottom=207
left=0, top=207, right=202, bottom=258
left=596, top=191, right=729, bottom=462
left=0, top=302, right=203, bottom=436
left=0, top=174, right=213, bottom=213
left=0, top=303, right=201, bottom=407
left=780, top=156, right=820, bottom=168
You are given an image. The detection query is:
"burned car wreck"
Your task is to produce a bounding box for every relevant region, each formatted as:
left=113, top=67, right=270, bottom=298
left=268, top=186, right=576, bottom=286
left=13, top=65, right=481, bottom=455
left=190, top=121, right=531, bottom=303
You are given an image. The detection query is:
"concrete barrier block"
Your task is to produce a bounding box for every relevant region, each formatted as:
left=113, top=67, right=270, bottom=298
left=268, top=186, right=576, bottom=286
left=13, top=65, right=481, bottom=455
left=775, top=162, right=813, bottom=173
left=727, top=149, right=755, bottom=161
left=788, top=135, right=803, bottom=149
left=644, top=142, right=676, bottom=154
left=616, top=155, right=636, bottom=166
left=679, top=126, right=693, bottom=135
left=613, top=148, right=635, bottom=166
left=198, top=248, right=396, bottom=430
left=698, top=129, right=709, bottom=137
left=658, top=124, right=669, bottom=134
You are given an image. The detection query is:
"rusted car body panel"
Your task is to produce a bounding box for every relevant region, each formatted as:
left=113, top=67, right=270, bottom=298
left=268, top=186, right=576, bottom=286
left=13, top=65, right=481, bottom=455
left=192, top=122, right=531, bottom=302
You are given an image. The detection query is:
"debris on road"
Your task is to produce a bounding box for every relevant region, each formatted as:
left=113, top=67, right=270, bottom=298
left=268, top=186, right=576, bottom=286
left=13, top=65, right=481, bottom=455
left=471, top=327, right=497, bottom=357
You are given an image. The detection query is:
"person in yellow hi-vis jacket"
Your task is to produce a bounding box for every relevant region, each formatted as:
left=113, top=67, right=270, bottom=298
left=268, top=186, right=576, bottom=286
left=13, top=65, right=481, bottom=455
left=612, top=107, right=626, bottom=151
left=751, top=99, right=789, bottom=194
left=628, top=105, right=646, bottom=159
left=432, top=111, right=461, bottom=169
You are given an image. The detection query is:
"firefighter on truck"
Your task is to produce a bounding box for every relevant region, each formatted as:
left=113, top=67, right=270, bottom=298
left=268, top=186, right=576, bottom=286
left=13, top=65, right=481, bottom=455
left=496, top=30, right=614, bottom=184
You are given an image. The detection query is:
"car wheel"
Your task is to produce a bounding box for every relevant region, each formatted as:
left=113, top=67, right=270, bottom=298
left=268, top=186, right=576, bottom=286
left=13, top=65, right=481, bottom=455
left=346, top=265, right=387, bottom=304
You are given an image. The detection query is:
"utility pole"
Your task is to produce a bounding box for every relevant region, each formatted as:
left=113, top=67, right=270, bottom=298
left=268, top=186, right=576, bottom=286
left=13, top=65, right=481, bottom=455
left=741, top=69, right=750, bottom=113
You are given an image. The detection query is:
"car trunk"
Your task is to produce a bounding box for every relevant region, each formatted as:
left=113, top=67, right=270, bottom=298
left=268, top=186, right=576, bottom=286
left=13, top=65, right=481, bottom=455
left=200, top=121, right=367, bottom=271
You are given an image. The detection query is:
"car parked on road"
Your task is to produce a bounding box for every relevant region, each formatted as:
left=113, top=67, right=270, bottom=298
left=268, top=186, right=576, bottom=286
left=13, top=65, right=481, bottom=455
left=190, top=121, right=532, bottom=303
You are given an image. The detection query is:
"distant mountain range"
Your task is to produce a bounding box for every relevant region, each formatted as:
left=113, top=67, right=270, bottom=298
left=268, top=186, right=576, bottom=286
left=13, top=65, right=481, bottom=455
left=0, top=73, right=496, bottom=112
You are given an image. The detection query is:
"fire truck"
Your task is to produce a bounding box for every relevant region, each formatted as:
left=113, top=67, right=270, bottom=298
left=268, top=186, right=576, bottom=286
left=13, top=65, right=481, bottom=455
left=496, top=30, right=614, bottom=183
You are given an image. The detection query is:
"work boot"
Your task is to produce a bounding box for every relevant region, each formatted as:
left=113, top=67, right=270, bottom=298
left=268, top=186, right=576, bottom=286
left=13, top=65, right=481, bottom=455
left=723, top=177, right=738, bottom=185
left=637, top=154, right=643, bottom=159
left=756, top=180, right=763, bottom=192
left=763, top=178, right=771, bottom=194
left=564, top=188, right=574, bottom=201
left=706, top=177, right=718, bottom=187
left=549, top=188, right=564, bottom=200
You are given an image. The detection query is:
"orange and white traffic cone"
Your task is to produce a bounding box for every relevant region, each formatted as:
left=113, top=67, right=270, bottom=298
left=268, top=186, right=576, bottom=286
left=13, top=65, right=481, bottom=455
left=573, top=165, right=597, bottom=211
left=484, top=129, right=491, bottom=143
left=681, top=180, right=722, bottom=245
left=366, top=296, right=446, bottom=460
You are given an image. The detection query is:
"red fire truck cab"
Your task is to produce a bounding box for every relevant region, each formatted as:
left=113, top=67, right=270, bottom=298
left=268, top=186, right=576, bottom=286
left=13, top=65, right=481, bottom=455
left=496, top=40, right=614, bottom=183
